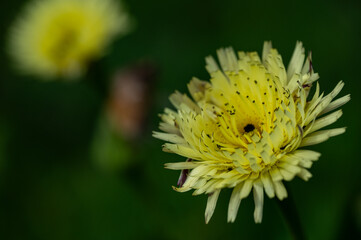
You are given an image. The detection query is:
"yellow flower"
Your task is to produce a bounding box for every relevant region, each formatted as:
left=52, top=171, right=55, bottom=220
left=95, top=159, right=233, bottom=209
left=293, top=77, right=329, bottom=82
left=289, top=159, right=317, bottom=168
left=154, top=42, right=350, bottom=223
left=8, top=0, right=131, bottom=79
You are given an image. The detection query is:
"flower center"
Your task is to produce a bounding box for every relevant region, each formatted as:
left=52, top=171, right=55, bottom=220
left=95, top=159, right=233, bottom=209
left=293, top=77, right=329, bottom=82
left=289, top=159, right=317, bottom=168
left=243, top=124, right=255, bottom=133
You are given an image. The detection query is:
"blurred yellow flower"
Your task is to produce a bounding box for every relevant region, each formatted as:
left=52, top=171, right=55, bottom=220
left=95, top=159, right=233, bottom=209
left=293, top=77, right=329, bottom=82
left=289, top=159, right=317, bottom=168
left=8, top=0, right=131, bottom=79
left=154, top=42, right=350, bottom=223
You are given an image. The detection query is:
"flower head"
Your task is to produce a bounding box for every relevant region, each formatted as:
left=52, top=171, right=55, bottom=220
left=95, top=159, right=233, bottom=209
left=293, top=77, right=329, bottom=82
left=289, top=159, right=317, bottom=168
left=8, top=0, right=131, bottom=79
left=154, top=42, right=350, bottom=223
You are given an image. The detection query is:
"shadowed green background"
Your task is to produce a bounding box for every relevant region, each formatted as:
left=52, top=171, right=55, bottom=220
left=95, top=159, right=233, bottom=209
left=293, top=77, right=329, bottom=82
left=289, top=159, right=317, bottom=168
left=0, top=0, right=360, bottom=239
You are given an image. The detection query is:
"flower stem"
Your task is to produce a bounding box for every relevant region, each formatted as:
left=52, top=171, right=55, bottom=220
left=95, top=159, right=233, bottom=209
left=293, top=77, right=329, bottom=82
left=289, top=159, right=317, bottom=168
left=276, top=185, right=306, bottom=240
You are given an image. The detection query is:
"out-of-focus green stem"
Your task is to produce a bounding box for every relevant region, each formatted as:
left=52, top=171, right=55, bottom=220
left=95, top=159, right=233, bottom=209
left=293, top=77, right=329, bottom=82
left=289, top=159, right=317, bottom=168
left=276, top=186, right=306, bottom=240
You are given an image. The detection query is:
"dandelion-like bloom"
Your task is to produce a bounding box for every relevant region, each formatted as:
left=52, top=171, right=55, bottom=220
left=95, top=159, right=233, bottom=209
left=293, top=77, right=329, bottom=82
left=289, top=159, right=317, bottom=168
left=8, top=0, right=131, bottom=79
left=154, top=42, right=350, bottom=223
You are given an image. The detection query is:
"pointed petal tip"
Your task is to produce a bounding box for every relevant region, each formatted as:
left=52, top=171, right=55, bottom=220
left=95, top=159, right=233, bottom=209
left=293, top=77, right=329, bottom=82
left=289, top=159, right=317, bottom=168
left=205, top=210, right=213, bottom=224
left=204, top=190, right=221, bottom=225
left=227, top=217, right=235, bottom=223
left=264, top=40, right=272, bottom=46
left=254, top=218, right=263, bottom=224
left=172, top=185, right=188, bottom=192
left=205, top=55, right=213, bottom=62
left=152, top=131, right=162, bottom=138
left=278, top=194, right=288, bottom=201
left=333, top=127, right=346, bottom=136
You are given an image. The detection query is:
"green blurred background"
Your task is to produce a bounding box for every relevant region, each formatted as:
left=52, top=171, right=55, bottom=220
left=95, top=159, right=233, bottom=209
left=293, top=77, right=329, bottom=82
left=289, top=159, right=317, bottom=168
left=0, top=0, right=360, bottom=239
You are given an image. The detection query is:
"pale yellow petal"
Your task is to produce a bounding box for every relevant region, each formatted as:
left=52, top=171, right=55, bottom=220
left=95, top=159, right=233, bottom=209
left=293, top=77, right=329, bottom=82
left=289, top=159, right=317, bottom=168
left=261, top=171, right=275, bottom=198
left=152, top=132, right=186, bottom=144
left=253, top=180, right=264, bottom=223
left=287, top=41, right=305, bottom=81
left=227, top=183, right=243, bottom=223
left=164, top=161, right=198, bottom=170
left=300, top=128, right=346, bottom=147
left=320, top=94, right=351, bottom=116
left=205, top=189, right=221, bottom=224
left=274, top=181, right=288, bottom=200
left=240, top=179, right=253, bottom=199
left=309, top=109, right=343, bottom=134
